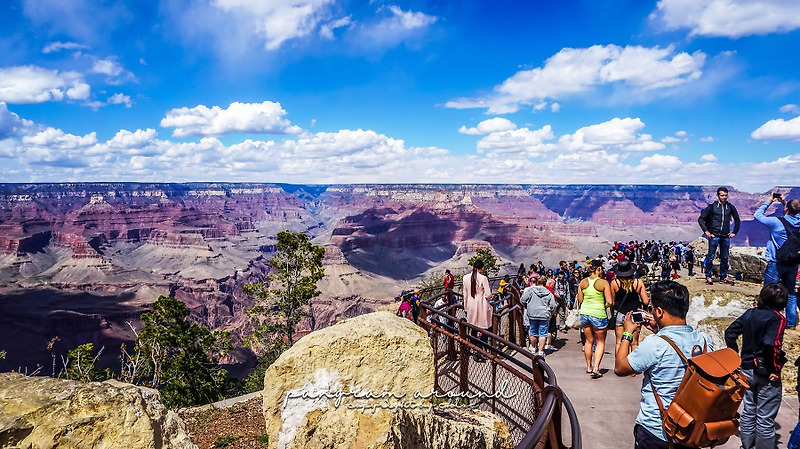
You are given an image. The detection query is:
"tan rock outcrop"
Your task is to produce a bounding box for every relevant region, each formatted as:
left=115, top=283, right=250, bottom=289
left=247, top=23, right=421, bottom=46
left=262, top=311, right=511, bottom=449
left=690, top=237, right=766, bottom=282
left=0, top=373, right=197, bottom=449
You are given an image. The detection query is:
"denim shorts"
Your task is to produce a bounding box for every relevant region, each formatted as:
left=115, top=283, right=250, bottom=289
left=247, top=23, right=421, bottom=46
left=528, top=319, right=550, bottom=337
left=580, top=314, right=608, bottom=330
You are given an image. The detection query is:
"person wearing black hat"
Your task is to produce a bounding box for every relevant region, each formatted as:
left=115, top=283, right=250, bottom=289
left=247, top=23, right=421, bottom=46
left=609, top=259, right=650, bottom=356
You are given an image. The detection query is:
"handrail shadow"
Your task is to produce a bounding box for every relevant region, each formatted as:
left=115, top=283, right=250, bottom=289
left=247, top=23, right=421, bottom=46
left=412, top=277, right=581, bottom=449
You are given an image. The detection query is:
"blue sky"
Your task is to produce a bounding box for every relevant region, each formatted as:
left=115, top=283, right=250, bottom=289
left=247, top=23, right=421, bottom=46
left=1, top=0, right=800, bottom=191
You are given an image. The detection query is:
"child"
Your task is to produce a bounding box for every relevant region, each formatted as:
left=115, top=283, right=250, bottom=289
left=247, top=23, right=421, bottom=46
left=397, top=296, right=413, bottom=321
left=520, top=275, right=557, bottom=357
left=724, top=283, right=789, bottom=449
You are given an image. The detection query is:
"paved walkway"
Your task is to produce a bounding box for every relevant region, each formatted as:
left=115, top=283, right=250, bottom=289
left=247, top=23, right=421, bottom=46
left=542, top=327, right=799, bottom=448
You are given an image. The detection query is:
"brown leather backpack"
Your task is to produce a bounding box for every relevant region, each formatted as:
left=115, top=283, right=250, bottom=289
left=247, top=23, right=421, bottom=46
left=650, top=336, right=749, bottom=448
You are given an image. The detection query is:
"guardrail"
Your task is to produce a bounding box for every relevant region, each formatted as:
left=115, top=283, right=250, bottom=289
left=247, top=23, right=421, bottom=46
left=412, top=277, right=581, bottom=449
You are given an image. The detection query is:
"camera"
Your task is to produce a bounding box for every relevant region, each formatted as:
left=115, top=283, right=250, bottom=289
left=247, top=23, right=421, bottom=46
left=631, top=311, right=650, bottom=324
left=773, top=192, right=783, bottom=200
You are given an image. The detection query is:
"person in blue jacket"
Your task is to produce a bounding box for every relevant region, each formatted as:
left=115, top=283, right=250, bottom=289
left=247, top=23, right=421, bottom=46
left=754, top=195, right=800, bottom=329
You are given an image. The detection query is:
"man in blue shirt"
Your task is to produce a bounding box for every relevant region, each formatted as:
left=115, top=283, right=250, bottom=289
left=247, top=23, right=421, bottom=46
left=614, top=280, right=712, bottom=449
left=754, top=196, right=800, bottom=329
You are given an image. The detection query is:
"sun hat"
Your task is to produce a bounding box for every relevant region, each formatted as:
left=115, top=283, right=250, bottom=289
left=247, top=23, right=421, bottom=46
left=611, top=258, right=637, bottom=277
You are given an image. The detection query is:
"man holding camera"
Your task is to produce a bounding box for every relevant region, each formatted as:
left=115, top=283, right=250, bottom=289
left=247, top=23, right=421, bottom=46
left=614, top=281, right=712, bottom=448
left=698, top=186, right=741, bottom=285
left=754, top=193, right=800, bottom=329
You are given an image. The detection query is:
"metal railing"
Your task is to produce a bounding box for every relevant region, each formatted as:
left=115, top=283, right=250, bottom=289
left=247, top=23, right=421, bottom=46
left=412, top=277, right=581, bottom=449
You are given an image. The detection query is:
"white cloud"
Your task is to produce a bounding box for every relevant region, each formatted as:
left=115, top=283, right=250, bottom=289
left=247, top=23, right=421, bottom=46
left=701, top=154, right=718, bottom=162
left=92, top=59, right=124, bottom=77
left=212, top=0, right=335, bottom=50
left=699, top=136, right=715, bottom=142
left=751, top=116, right=800, bottom=140
left=319, top=16, right=352, bottom=39
left=107, top=129, right=157, bottom=149
left=675, top=130, right=688, bottom=138
left=636, top=154, right=683, bottom=171
left=42, top=41, right=89, bottom=54
left=0, top=66, right=90, bottom=104
left=0, top=103, right=35, bottom=140
left=160, top=101, right=303, bottom=137
left=661, top=136, right=681, bottom=143
left=780, top=104, right=800, bottom=114
left=550, top=103, right=561, bottom=113
left=652, top=0, right=800, bottom=38
left=458, top=117, right=517, bottom=135
left=558, top=117, right=665, bottom=152
left=446, top=44, right=705, bottom=114
left=108, top=93, right=132, bottom=108
left=476, top=126, right=556, bottom=157
left=347, top=5, right=437, bottom=50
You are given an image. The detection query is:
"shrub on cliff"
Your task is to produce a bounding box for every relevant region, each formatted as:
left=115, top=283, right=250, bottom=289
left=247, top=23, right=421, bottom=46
left=245, top=230, right=325, bottom=348
left=135, top=295, right=232, bottom=408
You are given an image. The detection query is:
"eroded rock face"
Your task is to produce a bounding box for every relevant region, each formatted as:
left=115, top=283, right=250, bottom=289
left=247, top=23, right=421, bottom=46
left=0, top=373, right=196, bottom=449
left=691, top=237, right=766, bottom=282
left=261, top=311, right=511, bottom=449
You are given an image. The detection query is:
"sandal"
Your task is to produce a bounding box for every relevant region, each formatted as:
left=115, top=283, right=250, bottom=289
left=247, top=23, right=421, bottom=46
left=591, top=372, right=603, bottom=379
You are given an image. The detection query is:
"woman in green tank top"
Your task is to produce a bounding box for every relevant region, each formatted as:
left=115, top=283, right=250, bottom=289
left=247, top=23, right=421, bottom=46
left=576, top=260, right=613, bottom=378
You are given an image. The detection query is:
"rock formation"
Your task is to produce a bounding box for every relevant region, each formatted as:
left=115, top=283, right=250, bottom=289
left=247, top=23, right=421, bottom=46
left=0, top=373, right=196, bottom=449
left=261, top=311, right=511, bottom=449
left=690, top=237, right=766, bottom=282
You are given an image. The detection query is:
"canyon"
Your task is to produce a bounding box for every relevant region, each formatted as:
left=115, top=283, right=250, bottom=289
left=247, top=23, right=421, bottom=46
left=0, top=183, right=795, bottom=373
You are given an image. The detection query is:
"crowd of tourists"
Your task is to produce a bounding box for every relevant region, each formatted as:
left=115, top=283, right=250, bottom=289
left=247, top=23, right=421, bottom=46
left=396, top=187, right=800, bottom=449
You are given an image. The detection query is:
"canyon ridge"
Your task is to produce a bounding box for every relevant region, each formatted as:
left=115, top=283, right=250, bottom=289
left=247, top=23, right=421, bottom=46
left=0, top=183, right=796, bottom=373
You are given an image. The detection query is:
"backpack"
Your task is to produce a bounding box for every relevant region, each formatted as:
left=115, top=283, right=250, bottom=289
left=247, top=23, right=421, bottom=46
left=650, top=336, right=749, bottom=448
left=776, top=217, right=800, bottom=266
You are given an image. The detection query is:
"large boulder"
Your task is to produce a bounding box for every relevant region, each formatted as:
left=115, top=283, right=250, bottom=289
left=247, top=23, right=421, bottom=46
left=0, top=373, right=196, bottom=449
left=690, top=238, right=766, bottom=282
left=262, top=311, right=511, bottom=449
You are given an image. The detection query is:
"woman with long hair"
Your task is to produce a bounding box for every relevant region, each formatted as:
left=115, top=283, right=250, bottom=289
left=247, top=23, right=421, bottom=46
left=576, top=259, right=613, bottom=378
left=609, top=259, right=649, bottom=355
left=462, top=259, right=493, bottom=362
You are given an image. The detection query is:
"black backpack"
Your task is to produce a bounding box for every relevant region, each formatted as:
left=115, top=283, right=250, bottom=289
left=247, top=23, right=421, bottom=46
left=776, top=217, right=800, bottom=265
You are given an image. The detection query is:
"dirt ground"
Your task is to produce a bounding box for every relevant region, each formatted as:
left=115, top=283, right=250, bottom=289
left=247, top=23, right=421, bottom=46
left=180, top=396, right=267, bottom=449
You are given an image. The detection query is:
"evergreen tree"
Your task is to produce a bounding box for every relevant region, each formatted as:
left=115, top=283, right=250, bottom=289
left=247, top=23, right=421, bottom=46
left=245, top=230, right=325, bottom=348
left=468, top=248, right=500, bottom=277
left=135, top=295, right=231, bottom=408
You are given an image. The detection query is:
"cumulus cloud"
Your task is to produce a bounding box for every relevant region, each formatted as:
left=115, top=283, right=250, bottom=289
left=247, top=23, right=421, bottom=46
left=751, top=116, right=800, bottom=140
left=459, top=117, right=517, bottom=135
left=0, top=103, right=35, bottom=140
left=446, top=44, right=705, bottom=114
left=780, top=104, right=800, bottom=114
left=476, top=126, right=556, bottom=157
left=652, top=0, right=800, bottom=38
left=550, top=103, right=561, bottom=113
left=42, top=41, right=89, bottom=54
left=108, top=93, right=132, bottom=108
left=160, top=101, right=303, bottom=137
left=558, top=118, right=665, bottom=153
left=107, top=129, right=158, bottom=149
left=0, top=66, right=91, bottom=104
left=701, top=154, right=718, bottom=162
left=699, top=136, right=715, bottom=142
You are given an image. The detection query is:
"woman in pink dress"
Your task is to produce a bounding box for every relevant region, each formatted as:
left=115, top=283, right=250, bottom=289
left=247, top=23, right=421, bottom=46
left=462, top=259, right=493, bottom=362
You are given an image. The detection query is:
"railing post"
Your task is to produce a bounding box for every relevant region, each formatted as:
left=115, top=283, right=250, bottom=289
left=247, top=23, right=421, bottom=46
left=458, top=318, right=469, bottom=393
left=508, top=308, right=517, bottom=346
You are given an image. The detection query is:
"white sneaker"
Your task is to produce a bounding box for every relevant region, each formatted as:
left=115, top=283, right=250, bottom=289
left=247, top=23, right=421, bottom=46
left=545, top=344, right=557, bottom=351
left=527, top=344, right=534, bottom=353
left=538, top=350, right=546, bottom=357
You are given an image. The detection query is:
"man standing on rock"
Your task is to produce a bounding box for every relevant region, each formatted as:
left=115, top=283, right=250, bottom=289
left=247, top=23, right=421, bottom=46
left=698, top=186, right=741, bottom=285
left=754, top=195, right=800, bottom=329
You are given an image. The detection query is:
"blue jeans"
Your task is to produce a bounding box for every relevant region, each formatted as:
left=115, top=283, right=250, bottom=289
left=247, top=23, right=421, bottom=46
left=704, top=236, right=730, bottom=279
left=764, top=261, right=798, bottom=327
left=790, top=408, right=800, bottom=449
left=739, top=368, right=782, bottom=449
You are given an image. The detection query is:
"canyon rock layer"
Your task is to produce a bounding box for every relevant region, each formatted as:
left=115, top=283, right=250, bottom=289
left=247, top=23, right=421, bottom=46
left=0, top=183, right=795, bottom=372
